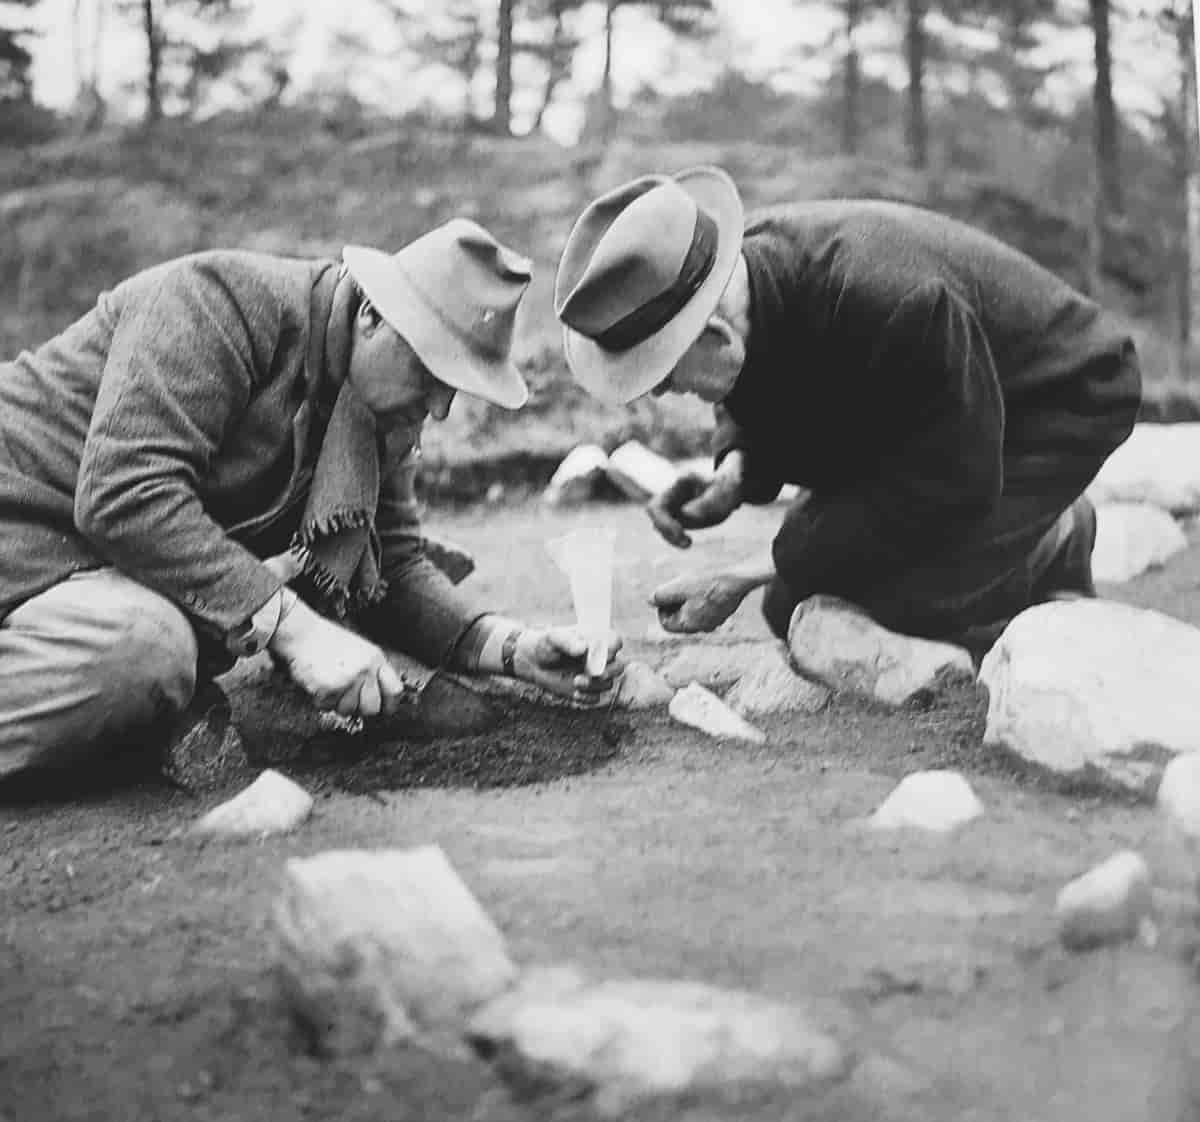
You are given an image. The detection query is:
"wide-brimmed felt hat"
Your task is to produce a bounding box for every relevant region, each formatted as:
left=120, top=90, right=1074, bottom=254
left=554, top=166, right=744, bottom=405
left=343, top=218, right=533, bottom=410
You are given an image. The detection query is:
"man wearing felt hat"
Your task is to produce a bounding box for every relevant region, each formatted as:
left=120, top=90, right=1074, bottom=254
left=556, top=167, right=1141, bottom=658
left=0, top=218, right=621, bottom=792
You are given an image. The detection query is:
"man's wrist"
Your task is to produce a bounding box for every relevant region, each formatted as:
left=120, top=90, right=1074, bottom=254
left=226, top=588, right=289, bottom=657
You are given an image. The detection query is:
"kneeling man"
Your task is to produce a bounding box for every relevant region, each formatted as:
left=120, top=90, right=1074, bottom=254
left=554, top=167, right=1140, bottom=658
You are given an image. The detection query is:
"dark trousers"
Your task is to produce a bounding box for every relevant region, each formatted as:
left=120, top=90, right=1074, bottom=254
left=762, top=492, right=1097, bottom=662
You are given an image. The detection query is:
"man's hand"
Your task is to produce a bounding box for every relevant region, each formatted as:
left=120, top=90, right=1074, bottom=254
left=269, top=592, right=409, bottom=719
left=513, top=626, right=625, bottom=703
left=650, top=571, right=752, bottom=633
left=647, top=451, right=745, bottom=549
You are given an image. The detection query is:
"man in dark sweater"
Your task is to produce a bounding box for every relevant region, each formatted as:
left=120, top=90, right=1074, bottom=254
left=0, top=219, right=620, bottom=790
left=555, top=167, right=1140, bottom=657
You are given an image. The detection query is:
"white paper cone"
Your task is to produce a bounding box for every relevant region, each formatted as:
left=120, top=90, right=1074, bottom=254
left=547, top=528, right=615, bottom=676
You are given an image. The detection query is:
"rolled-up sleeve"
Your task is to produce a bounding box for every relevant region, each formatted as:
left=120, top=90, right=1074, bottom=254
left=74, top=264, right=282, bottom=633
left=771, top=283, right=1004, bottom=601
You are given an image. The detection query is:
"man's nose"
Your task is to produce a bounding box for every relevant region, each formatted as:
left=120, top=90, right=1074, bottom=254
left=427, top=384, right=456, bottom=420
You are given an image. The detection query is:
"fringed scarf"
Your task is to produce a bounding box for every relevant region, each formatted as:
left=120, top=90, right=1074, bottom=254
left=284, top=269, right=387, bottom=619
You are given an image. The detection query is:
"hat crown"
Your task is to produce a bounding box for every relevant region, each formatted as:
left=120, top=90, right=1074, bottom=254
left=558, top=183, right=701, bottom=339
left=397, top=218, right=531, bottom=359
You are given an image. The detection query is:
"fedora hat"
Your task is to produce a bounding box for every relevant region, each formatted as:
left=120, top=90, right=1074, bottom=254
left=343, top=218, right=533, bottom=410
left=555, top=166, right=744, bottom=405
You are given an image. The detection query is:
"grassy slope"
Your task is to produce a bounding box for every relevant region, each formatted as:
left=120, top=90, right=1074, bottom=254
left=1, top=113, right=1194, bottom=499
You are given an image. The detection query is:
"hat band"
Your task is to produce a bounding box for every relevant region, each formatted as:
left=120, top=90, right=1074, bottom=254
left=592, top=209, right=718, bottom=353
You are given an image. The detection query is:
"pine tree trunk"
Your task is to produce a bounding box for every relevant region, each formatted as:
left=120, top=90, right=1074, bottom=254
left=1088, top=0, right=1123, bottom=216
left=905, top=0, right=928, bottom=170
left=1186, top=2, right=1200, bottom=368
left=142, top=0, right=162, bottom=124
left=493, top=0, right=515, bottom=135
left=841, top=0, right=861, bottom=156
left=533, top=5, right=569, bottom=133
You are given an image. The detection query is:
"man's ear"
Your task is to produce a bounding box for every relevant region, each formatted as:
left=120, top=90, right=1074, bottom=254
left=702, top=315, right=738, bottom=349
left=357, top=297, right=383, bottom=334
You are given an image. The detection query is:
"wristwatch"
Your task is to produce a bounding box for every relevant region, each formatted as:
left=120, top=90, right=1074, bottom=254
left=225, top=589, right=286, bottom=658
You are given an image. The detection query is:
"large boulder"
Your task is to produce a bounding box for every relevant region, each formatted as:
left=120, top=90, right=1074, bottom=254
left=1091, top=502, right=1187, bottom=584
left=273, top=846, right=517, bottom=1056
left=467, top=965, right=855, bottom=1115
left=658, top=640, right=785, bottom=692
left=979, top=600, right=1200, bottom=796
left=604, top=440, right=679, bottom=503
left=1088, top=423, right=1200, bottom=515
left=543, top=444, right=610, bottom=507
left=788, top=596, right=975, bottom=707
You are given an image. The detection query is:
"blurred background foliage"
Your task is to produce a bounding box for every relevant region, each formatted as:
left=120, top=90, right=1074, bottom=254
left=0, top=0, right=1198, bottom=493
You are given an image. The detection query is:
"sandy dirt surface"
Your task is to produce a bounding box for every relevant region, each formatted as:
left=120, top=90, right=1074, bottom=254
left=3, top=500, right=1200, bottom=1122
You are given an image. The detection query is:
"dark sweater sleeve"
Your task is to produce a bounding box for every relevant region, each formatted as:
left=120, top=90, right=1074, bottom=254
left=74, top=263, right=283, bottom=634
left=711, top=404, right=783, bottom=504
left=358, top=443, right=491, bottom=668
left=771, top=283, right=1004, bottom=600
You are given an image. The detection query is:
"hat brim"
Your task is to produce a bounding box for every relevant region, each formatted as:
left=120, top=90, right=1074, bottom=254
left=561, top=166, right=744, bottom=407
left=342, top=245, right=529, bottom=411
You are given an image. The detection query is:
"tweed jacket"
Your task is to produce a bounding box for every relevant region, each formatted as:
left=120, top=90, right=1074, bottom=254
left=714, top=199, right=1142, bottom=602
left=0, top=250, right=486, bottom=666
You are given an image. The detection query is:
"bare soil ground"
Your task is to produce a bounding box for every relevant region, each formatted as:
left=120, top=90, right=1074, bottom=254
left=3, top=500, right=1200, bottom=1122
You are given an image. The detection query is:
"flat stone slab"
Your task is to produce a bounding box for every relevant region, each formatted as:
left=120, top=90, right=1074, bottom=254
left=1091, top=502, right=1187, bottom=584
left=788, top=596, right=975, bottom=707
left=1157, top=754, right=1200, bottom=839
left=869, top=771, right=984, bottom=833
left=273, top=845, right=517, bottom=1056
left=658, top=641, right=779, bottom=692
left=979, top=600, right=1200, bottom=796
left=669, top=683, right=766, bottom=743
left=614, top=661, right=675, bottom=710
left=1055, top=850, right=1155, bottom=951
left=193, top=769, right=313, bottom=839
left=467, top=965, right=855, bottom=1115
left=1089, top=422, right=1200, bottom=514
left=725, top=648, right=831, bottom=716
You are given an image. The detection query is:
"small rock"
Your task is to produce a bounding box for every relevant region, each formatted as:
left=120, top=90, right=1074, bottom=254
left=544, top=444, right=610, bottom=507
left=614, top=662, right=675, bottom=710
left=659, top=641, right=771, bottom=692
left=1055, top=850, right=1154, bottom=951
left=420, top=535, right=476, bottom=585
left=725, top=650, right=831, bottom=716
left=604, top=441, right=679, bottom=503
left=788, top=596, right=975, bottom=707
left=1091, top=502, right=1187, bottom=584
left=1088, top=422, right=1200, bottom=515
left=869, top=771, right=984, bottom=833
left=669, top=683, right=766, bottom=743
left=485, top=482, right=505, bottom=504
left=1158, top=754, right=1200, bottom=838
left=467, top=965, right=854, bottom=1114
left=273, top=845, right=517, bottom=1055
left=194, top=769, right=314, bottom=839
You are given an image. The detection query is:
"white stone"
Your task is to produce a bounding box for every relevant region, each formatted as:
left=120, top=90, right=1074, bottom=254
left=979, top=599, right=1200, bottom=795
left=614, top=661, right=675, bottom=710
left=659, top=641, right=774, bottom=692
left=869, top=771, right=984, bottom=833
left=467, top=965, right=854, bottom=1114
left=604, top=440, right=679, bottom=503
left=1158, top=754, right=1200, bottom=838
left=724, top=648, right=831, bottom=717
left=1055, top=850, right=1154, bottom=951
left=273, top=846, right=517, bottom=1055
left=788, top=596, right=975, bottom=707
left=1091, top=502, right=1187, bottom=583
left=193, top=769, right=314, bottom=839
left=669, top=683, right=766, bottom=743
left=1089, top=423, right=1200, bottom=514
left=544, top=444, right=610, bottom=507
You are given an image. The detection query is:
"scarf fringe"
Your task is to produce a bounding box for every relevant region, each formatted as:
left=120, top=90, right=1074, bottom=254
left=293, top=507, right=374, bottom=548
left=287, top=538, right=388, bottom=619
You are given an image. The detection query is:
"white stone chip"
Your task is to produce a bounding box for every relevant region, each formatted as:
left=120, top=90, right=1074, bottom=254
left=193, top=769, right=314, bottom=839
left=604, top=440, right=679, bottom=503
left=544, top=444, right=610, bottom=506
left=788, top=596, right=975, bottom=707
left=614, top=661, right=675, bottom=710
left=980, top=599, right=1200, bottom=795
left=1091, top=502, right=1187, bottom=583
left=467, top=965, right=855, bottom=1115
left=1055, top=850, right=1155, bottom=951
left=1088, top=422, right=1200, bottom=514
left=869, top=771, right=984, bottom=833
left=668, top=683, right=766, bottom=743
left=1158, top=754, right=1200, bottom=839
left=273, top=845, right=517, bottom=1056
